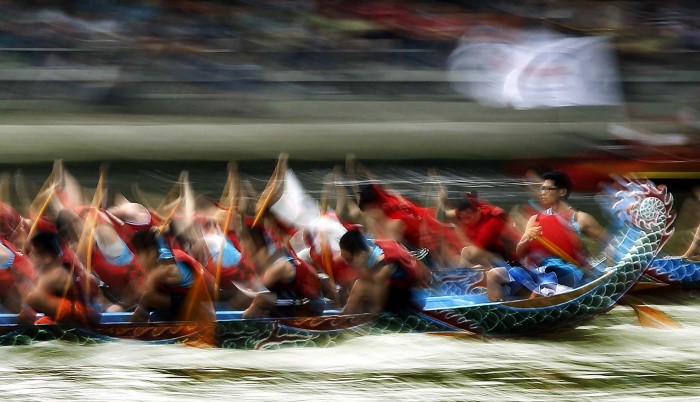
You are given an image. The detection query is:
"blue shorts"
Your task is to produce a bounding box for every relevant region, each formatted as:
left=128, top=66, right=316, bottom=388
left=505, top=257, right=584, bottom=296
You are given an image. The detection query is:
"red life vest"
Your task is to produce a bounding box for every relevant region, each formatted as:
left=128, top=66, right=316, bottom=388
left=101, top=207, right=162, bottom=239
left=527, top=209, right=586, bottom=266
left=0, top=238, right=36, bottom=295
left=91, top=243, right=145, bottom=294
left=204, top=231, right=257, bottom=286
left=372, top=185, right=463, bottom=256
left=269, top=255, right=322, bottom=301
left=459, top=203, right=518, bottom=261
left=309, top=246, right=358, bottom=289
left=51, top=236, right=101, bottom=304
left=73, top=206, right=146, bottom=293
left=166, top=249, right=209, bottom=296
left=375, top=239, right=421, bottom=288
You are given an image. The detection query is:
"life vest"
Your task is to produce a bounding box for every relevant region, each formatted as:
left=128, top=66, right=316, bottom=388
left=73, top=206, right=146, bottom=293
left=91, top=240, right=145, bottom=294
left=268, top=254, right=322, bottom=301
left=0, top=238, right=36, bottom=295
left=459, top=203, right=519, bottom=261
left=527, top=208, right=586, bottom=267
left=51, top=249, right=100, bottom=325
left=204, top=230, right=256, bottom=286
left=102, top=207, right=163, bottom=239
left=308, top=245, right=358, bottom=289
left=161, top=248, right=207, bottom=296
left=372, top=185, right=463, bottom=256
left=374, top=240, right=421, bottom=289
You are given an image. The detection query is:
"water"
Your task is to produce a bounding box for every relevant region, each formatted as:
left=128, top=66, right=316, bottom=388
left=1, top=293, right=699, bottom=401
left=1, top=163, right=698, bottom=400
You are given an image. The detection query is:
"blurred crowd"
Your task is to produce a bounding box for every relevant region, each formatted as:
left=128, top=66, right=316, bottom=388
left=0, top=0, right=698, bottom=112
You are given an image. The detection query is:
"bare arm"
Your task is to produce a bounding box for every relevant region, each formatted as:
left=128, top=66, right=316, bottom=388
left=436, top=186, right=456, bottom=220
left=516, top=215, right=540, bottom=259
left=577, top=211, right=609, bottom=260
left=682, top=225, right=700, bottom=259
left=39, top=267, right=72, bottom=297
left=261, top=259, right=295, bottom=290
left=578, top=212, right=607, bottom=242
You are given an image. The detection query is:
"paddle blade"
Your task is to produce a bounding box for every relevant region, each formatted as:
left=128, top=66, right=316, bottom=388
left=253, top=154, right=288, bottom=227
left=628, top=303, right=682, bottom=329
left=178, top=271, right=216, bottom=347
left=622, top=295, right=682, bottom=329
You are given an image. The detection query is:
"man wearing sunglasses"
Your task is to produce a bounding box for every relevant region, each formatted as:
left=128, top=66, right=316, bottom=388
left=487, top=171, right=606, bottom=301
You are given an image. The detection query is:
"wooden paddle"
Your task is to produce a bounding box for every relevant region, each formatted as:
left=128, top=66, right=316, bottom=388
left=154, top=171, right=189, bottom=236
left=76, top=164, right=108, bottom=299
left=25, top=162, right=62, bottom=235
left=619, top=294, right=682, bottom=329
left=318, top=173, right=341, bottom=305
left=27, top=185, right=58, bottom=240
left=14, top=170, right=34, bottom=217
left=252, top=153, right=288, bottom=228
left=213, top=162, right=239, bottom=302
left=344, top=154, right=359, bottom=203
left=172, top=172, right=216, bottom=347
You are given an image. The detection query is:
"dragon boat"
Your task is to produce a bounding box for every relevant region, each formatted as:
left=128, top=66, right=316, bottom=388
left=0, top=179, right=675, bottom=349
left=643, top=257, right=700, bottom=289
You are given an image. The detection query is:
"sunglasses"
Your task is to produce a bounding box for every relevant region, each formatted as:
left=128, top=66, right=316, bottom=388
left=540, top=186, right=561, bottom=192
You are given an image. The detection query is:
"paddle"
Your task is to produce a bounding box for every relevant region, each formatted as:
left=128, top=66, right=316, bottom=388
left=154, top=171, right=189, bottom=236
left=253, top=153, right=288, bottom=227
left=44, top=163, right=106, bottom=326
left=171, top=172, right=216, bottom=347
left=619, top=294, right=682, bottom=329
left=75, top=164, right=108, bottom=299
left=130, top=183, right=166, bottom=222
left=318, top=173, right=341, bottom=305
left=345, top=154, right=361, bottom=204
left=213, top=162, right=239, bottom=302
left=27, top=165, right=60, bottom=240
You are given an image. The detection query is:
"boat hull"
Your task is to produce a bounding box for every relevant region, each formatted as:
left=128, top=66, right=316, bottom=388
left=0, top=179, right=675, bottom=349
left=646, top=257, right=700, bottom=288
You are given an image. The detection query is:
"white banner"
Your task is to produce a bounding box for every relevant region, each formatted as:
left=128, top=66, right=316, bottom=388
left=448, top=32, right=623, bottom=109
